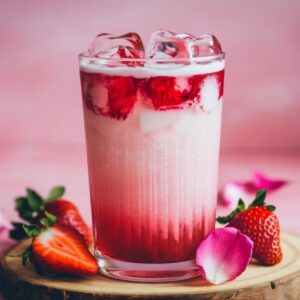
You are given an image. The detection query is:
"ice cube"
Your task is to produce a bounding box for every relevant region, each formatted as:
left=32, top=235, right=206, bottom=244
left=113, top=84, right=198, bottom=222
left=146, top=30, right=222, bottom=60
left=146, top=30, right=193, bottom=59
left=88, top=32, right=144, bottom=59
left=191, top=34, right=222, bottom=57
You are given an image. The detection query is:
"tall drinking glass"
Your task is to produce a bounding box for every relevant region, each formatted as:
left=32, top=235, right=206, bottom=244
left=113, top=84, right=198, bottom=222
left=79, top=46, right=225, bottom=282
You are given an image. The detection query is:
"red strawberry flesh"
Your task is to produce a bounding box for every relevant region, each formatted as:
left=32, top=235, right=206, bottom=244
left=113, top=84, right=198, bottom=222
left=80, top=69, right=224, bottom=117
left=32, top=225, right=98, bottom=276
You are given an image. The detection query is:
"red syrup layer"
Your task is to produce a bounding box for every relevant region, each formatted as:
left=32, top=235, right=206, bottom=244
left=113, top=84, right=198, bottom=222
left=93, top=210, right=216, bottom=263
left=80, top=69, right=224, bottom=119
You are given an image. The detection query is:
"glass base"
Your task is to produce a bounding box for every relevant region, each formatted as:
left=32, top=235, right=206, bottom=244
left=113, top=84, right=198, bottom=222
left=96, top=252, right=201, bottom=282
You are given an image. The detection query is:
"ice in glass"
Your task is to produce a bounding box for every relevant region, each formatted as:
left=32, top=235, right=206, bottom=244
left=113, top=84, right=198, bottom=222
left=79, top=30, right=225, bottom=282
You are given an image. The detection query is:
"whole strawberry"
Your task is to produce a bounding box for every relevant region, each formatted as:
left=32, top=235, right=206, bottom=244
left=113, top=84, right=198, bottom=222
left=217, top=190, right=282, bottom=266
left=10, top=186, right=93, bottom=247
left=45, top=199, right=93, bottom=247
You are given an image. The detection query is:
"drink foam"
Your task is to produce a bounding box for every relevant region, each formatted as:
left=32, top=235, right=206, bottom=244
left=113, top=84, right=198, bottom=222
left=79, top=59, right=225, bottom=77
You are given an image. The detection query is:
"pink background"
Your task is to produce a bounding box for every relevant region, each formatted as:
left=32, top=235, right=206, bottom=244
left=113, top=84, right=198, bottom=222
left=1, top=0, right=300, bottom=151
left=0, top=2, right=300, bottom=295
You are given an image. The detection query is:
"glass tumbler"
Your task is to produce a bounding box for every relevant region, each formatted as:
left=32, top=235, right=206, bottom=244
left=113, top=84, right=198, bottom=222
left=79, top=53, right=225, bottom=282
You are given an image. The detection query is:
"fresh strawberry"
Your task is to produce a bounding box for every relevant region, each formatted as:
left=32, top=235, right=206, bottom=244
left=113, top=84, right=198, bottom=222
left=11, top=186, right=93, bottom=247
left=217, top=190, right=282, bottom=266
left=22, top=213, right=98, bottom=276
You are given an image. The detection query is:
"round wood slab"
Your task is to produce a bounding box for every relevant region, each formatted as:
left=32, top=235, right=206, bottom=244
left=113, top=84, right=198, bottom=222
left=1, top=231, right=300, bottom=300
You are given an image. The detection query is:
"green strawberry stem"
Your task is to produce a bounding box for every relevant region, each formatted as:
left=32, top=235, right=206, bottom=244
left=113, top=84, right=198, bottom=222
left=216, top=189, right=275, bottom=225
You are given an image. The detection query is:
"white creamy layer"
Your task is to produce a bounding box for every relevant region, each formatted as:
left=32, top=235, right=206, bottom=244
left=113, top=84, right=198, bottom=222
left=80, top=59, right=225, bottom=77
left=84, top=100, right=222, bottom=242
left=84, top=97, right=223, bottom=136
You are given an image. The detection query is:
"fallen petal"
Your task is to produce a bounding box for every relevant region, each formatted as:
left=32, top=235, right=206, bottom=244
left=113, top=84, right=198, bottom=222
left=220, top=171, right=288, bottom=208
left=221, top=182, right=256, bottom=208
left=196, top=227, right=253, bottom=284
left=0, top=210, right=12, bottom=234
left=253, top=171, right=288, bottom=192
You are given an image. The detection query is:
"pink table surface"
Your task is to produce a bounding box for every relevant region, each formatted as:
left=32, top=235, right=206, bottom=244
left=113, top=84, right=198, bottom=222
left=0, top=147, right=299, bottom=299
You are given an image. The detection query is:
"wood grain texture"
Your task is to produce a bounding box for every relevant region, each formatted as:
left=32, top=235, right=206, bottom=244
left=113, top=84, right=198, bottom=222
left=1, top=231, right=300, bottom=300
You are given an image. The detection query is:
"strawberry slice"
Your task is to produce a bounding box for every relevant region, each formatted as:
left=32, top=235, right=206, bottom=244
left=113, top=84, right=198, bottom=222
left=217, top=190, right=282, bottom=266
left=11, top=186, right=93, bottom=247
left=32, top=225, right=97, bottom=276
left=22, top=214, right=98, bottom=276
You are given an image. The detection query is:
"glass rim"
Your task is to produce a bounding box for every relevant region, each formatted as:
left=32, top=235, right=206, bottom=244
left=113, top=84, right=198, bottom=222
left=78, top=51, right=225, bottom=64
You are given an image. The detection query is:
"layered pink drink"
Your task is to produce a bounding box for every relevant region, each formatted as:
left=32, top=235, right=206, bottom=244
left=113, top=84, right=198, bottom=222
left=79, top=31, right=225, bottom=282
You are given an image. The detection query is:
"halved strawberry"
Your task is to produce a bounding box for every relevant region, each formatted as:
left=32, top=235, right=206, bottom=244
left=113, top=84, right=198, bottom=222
left=11, top=186, right=93, bottom=247
left=217, top=190, right=282, bottom=266
left=22, top=213, right=98, bottom=276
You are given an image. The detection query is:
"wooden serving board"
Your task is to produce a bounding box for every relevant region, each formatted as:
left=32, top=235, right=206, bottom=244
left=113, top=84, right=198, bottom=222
left=1, top=231, right=300, bottom=300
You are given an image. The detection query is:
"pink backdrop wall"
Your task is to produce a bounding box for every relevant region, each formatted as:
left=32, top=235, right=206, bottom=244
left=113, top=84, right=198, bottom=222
left=1, top=0, right=300, bottom=152
left=1, top=4, right=300, bottom=290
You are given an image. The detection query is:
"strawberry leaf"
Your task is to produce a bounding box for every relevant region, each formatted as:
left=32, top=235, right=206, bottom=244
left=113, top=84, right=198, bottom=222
left=15, top=197, right=28, bottom=211
left=26, top=188, right=43, bottom=211
left=266, top=205, right=276, bottom=212
left=45, top=211, right=57, bottom=226
left=237, top=198, right=246, bottom=211
left=15, top=197, right=36, bottom=222
left=21, top=245, right=43, bottom=273
left=22, top=246, right=32, bottom=266
left=9, top=222, right=27, bottom=240
left=40, top=212, right=56, bottom=228
left=249, top=189, right=267, bottom=208
left=46, top=186, right=65, bottom=202
left=23, top=224, right=41, bottom=238
left=217, top=199, right=245, bottom=224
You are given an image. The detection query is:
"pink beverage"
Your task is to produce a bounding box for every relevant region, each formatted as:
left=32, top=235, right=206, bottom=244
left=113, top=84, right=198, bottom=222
left=79, top=31, right=225, bottom=282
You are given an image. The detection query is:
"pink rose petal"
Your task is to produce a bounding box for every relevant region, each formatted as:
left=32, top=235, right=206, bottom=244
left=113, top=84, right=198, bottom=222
left=253, top=171, right=288, bottom=192
left=221, top=182, right=255, bottom=208
left=0, top=210, right=12, bottom=234
left=196, top=227, right=253, bottom=284
left=220, top=171, right=288, bottom=208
